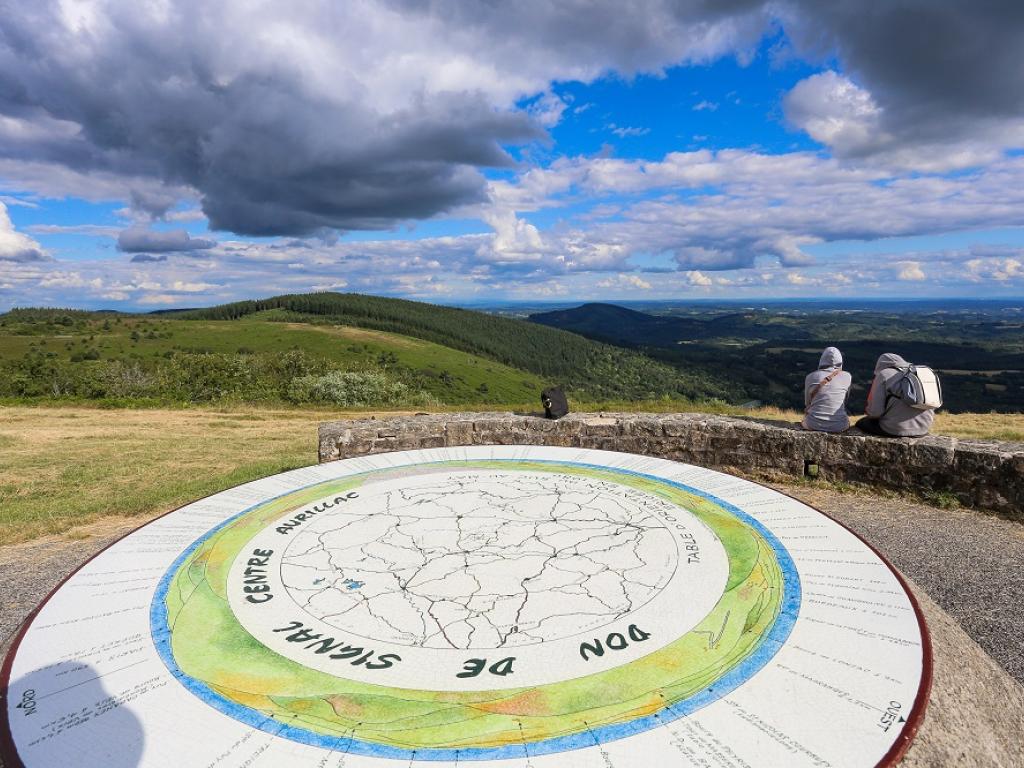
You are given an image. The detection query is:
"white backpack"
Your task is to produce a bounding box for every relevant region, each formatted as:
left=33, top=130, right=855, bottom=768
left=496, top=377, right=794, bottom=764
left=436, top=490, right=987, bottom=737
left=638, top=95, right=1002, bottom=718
left=889, top=364, right=943, bottom=410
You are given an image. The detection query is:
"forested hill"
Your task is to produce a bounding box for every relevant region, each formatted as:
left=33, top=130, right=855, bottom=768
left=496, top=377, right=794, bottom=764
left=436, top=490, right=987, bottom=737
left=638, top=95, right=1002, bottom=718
left=179, top=293, right=727, bottom=401
left=530, top=302, right=812, bottom=344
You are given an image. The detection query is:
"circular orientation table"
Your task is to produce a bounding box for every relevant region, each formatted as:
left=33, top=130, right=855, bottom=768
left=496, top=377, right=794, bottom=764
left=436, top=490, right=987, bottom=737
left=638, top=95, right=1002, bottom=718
left=1, top=446, right=930, bottom=767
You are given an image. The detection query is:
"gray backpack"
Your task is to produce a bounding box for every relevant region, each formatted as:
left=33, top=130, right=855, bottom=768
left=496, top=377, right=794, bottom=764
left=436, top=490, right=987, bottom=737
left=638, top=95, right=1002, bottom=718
left=888, top=365, right=942, bottom=410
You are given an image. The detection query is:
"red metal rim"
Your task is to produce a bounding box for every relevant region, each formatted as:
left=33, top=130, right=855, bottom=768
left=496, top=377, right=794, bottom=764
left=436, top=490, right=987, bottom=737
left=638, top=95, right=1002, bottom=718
left=743, top=476, right=933, bottom=768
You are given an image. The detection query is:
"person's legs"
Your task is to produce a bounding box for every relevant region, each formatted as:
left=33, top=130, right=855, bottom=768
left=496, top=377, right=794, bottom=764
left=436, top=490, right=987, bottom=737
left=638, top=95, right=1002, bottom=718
left=854, top=416, right=891, bottom=436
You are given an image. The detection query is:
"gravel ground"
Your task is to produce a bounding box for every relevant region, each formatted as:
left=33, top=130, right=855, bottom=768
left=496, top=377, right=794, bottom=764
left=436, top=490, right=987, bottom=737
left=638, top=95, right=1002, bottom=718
left=1, top=484, right=1023, bottom=688
left=0, top=517, right=142, bottom=657
left=776, top=482, right=1024, bottom=685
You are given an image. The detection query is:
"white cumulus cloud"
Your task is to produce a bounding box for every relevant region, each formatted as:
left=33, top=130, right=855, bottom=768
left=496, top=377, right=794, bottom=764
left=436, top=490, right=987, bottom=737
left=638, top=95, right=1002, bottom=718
left=785, top=71, right=885, bottom=156
left=0, top=202, right=48, bottom=262
left=897, top=261, right=926, bottom=281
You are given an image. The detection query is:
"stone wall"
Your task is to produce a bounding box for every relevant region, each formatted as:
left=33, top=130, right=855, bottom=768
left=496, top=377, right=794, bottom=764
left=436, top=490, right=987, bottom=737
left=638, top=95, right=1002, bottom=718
left=318, top=412, right=1024, bottom=521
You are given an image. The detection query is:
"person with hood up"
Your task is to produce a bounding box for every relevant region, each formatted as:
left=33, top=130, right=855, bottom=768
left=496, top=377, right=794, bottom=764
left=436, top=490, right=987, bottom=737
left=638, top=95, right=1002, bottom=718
left=856, top=353, right=935, bottom=437
left=802, top=346, right=852, bottom=432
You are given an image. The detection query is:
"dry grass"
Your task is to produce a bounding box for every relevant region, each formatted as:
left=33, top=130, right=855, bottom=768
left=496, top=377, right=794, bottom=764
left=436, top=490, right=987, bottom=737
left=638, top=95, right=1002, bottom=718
left=929, top=411, right=1024, bottom=442
left=1, top=403, right=1021, bottom=545
left=0, top=405, right=404, bottom=544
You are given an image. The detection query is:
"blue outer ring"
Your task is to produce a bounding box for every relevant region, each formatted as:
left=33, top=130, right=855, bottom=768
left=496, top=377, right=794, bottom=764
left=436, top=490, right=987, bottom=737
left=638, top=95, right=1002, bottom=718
left=151, top=458, right=801, bottom=761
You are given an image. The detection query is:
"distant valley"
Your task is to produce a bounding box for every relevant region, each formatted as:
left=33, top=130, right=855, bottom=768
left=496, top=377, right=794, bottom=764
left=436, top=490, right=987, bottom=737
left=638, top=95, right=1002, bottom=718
left=530, top=301, right=1024, bottom=413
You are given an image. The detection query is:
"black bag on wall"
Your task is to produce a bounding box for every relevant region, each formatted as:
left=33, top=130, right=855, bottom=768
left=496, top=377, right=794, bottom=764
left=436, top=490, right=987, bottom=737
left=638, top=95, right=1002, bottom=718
left=541, top=387, right=569, bottom=419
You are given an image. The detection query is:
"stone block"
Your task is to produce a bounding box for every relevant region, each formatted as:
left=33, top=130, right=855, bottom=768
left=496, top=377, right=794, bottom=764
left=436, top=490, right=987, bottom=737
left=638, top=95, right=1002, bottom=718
left=515, top=416, right=558, bottom=433
left=444, top=421, right=474, bottom=446
left=621, top=416, right=664, bottom=438
left=578, top=418, right=622, bottom=437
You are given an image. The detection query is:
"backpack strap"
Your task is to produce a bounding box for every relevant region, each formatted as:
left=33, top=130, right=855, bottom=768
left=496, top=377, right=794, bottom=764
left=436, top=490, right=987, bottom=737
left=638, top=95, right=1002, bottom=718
left=805, top=368, right=841, bottom=413
left=882, top=365, right=913, bottom=408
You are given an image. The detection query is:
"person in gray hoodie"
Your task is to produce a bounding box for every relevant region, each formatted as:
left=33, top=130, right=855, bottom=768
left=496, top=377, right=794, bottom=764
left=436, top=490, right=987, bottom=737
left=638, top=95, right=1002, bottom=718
left=856, top=353, right=935, bottom=437
left=802, top=346, right=852, bottom=432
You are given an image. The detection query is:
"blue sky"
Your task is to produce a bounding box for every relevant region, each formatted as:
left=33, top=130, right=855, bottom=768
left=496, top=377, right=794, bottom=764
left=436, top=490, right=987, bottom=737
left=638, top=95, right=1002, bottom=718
left=542, top=50, right=821, bottom=158
left=1, top=1, right=1023, bottom=310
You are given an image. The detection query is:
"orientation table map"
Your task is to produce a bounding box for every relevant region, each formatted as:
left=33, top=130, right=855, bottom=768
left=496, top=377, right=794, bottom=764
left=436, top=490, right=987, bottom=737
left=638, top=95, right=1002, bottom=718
left=0, top=446, right=930, bottom=767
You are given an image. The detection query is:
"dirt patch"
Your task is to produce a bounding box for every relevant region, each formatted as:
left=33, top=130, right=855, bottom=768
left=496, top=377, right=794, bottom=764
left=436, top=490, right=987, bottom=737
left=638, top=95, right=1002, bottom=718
left=282, top=322, right=426, bottom=349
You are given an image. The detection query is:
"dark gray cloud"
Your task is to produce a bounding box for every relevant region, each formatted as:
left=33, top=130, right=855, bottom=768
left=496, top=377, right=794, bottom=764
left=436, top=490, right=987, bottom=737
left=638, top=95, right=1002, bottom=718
left=782, top=1, right=1024, bottom=118
left=778, top=0, right=1024, bottom=147
left=0, top=0, right=1021, bottom=242
left=0, top=245, right=47, bottom=263
left=117, top=227, right=215, bottom=254
left=366, top=1, right=1024, bottom=143
left=129, top=188, right=179, bottom=219
left=0, top=1, right=773, bottom=239
left=385, top=0, right=769, bottom=73
left=0, top=1, right=544, bottom=237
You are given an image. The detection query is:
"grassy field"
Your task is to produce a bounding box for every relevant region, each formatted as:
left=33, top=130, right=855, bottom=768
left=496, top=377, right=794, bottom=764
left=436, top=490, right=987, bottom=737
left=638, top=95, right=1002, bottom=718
left=2, top=404, right=1022, bottom=545
left=0, top=406, right=326, bottom=544
left=0, top=313, right=545, bottom=404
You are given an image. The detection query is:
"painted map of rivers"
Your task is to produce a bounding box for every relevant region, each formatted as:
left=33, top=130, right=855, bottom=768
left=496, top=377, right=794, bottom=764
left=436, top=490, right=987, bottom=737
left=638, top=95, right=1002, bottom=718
left=281, top=473, right=677, bottom=649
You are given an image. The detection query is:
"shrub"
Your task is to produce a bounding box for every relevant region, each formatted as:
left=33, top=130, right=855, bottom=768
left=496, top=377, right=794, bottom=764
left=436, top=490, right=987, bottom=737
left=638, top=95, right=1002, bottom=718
left=91, top=361, right=159, bottom=399
left=272, top=349, right=328, bottom=381
left=287, top=370, right=426, bottom=407
left=0, top=347, right=438, bottom=407
left=155, top=353, right=259, bottom=401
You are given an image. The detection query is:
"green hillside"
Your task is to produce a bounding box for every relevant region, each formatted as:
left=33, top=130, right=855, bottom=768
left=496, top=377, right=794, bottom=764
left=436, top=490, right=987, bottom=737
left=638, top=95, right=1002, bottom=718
left=178, top=293, right=723, bottom=400
left=0, top=295, right=727, bottom=408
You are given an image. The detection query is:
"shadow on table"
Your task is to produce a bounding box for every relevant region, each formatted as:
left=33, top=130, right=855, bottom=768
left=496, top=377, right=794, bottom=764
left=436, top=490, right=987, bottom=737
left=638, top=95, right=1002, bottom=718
left=3, top=661, right=145, bottom=767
